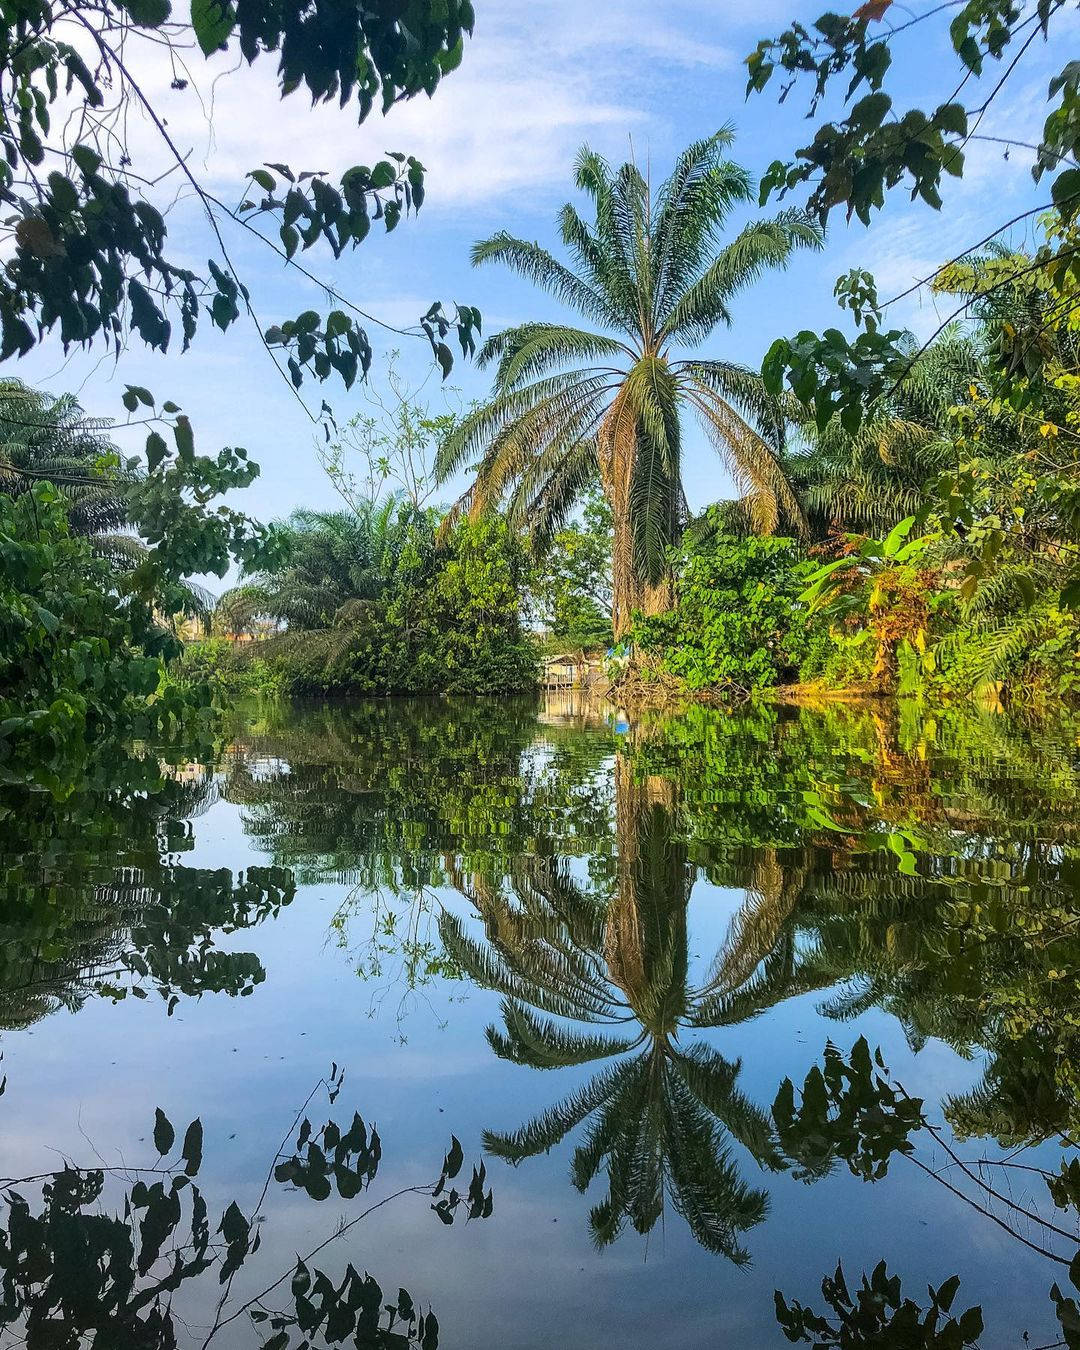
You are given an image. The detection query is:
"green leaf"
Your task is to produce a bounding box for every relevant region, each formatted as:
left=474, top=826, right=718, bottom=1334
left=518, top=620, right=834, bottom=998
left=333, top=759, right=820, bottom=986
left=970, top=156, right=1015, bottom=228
left=1052, top=168, right=1080, bottom=214
left=122, top=0, right=171, bottom=25
left=173, top=415, right=195, bottom=460
left=191, top=0, right=234, bottom=52
left=443, top=1136, right=463, bottom=1180
left=882, top=515, right=915, bottom=558
left=935, top=1273, right=961, bottom=1312
left=1060, top=577, right=1080, bottom=611
left=220, top=1200, right=248, bottom=1244
left=933, top=102, right=967, bottom=137
left=71, top=145, right=102, bottom=178
left=145, top=431, right=167, bottom=471
left=124, top=384, right=154, bottom=410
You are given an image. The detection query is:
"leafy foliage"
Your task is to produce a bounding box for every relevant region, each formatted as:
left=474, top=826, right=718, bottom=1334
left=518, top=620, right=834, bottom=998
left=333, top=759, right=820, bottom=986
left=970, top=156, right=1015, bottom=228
left=528, top=487, right=614, bottom=649
left=634, top=527, right=811, bottom=691
left=0, top=484, right=197, bottom=791
left=0, top=378, right=132, bottom=537
left=637, top=275, right=1080, bottom=702
left=748, top=1, right=1076, bottom=230
left=201, top=510, right=536, bottom=696
left=0, top=1080, right=492, bottom=1346
left=0, top=0, right=478, bottom=398
left=0, top=383, right=287, bottom=787
left=0, top=751, right=295, bottom=1027
left=746, top=0, right=1079, bottom=429
left=772, top=1037, right=926, bottom=1182
left=776, top=1263, right=983, bottom=1349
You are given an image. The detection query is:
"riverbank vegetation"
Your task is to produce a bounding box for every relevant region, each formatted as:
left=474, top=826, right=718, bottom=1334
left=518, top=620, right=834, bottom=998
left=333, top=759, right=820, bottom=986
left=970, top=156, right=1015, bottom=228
left=633, top=235, right=1080, bottom=705
left=186, top=505, right=535, bottom=697
left=169, top=142, right=1078, bottom=712
left=12, top=205, right=1080, bottom=720
left=1, top=0, right=1077, bottom=786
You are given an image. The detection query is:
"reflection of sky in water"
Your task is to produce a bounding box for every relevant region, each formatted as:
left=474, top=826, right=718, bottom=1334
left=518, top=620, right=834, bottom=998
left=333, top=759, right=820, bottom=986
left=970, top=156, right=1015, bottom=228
left=0, top=707, right=1072, bottom=1348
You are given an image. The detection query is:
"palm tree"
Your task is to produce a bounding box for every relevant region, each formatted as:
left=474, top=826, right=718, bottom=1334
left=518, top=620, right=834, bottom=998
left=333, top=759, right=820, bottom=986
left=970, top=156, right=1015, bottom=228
left=435, top=129, right=823, bottom=637
left=0, top=378, right=214, bottom=625
left=438, top=758, right=834, bottom=1257
left=0, top=378, right=133, bottom=539
left=785, top=330, right=978, bottom=540
left=217, top=500, right=435, bottom=632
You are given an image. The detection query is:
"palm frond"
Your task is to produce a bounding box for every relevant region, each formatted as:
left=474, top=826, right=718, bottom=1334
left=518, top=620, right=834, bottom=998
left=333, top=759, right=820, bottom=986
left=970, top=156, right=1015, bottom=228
left=487, top=998, right=639, bottom=1069
left=482, top=1058, right=638, bottom=1162
left=471, top=232, right=618, bottom=328
left=661, top=210, right=822, bottom=344
left=479, top=323, right=631, bottom=391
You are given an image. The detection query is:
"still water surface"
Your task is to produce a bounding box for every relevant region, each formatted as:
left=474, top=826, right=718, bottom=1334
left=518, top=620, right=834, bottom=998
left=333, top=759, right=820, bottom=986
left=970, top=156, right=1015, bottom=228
left=2, top=695, right=1079, bottom=1347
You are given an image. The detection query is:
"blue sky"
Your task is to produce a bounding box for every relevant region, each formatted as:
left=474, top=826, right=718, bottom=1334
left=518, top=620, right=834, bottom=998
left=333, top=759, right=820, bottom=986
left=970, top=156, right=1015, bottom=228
left=15, top=0, right=1072, bottom=557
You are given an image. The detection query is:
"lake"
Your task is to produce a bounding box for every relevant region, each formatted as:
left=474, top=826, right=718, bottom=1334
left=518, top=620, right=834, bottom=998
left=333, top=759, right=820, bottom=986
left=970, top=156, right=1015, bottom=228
left=2, top=693, right=1079, bottom=1348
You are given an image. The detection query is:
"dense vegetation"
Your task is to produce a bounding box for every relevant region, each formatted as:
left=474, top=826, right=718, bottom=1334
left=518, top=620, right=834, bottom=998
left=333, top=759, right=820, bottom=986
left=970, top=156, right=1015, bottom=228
left=7, top=7, right=1080, bottom=1349
left=632, top=235, right=1080, bottom=704
left=0, top=379, right=281, bottom=793
left=1, top=0, right=1078, bottom=790
left=11, top=224, right=1080, bottom=714
left=0, top=0, right=479, bottom=796
left=185, top=505, right=535, bottom=697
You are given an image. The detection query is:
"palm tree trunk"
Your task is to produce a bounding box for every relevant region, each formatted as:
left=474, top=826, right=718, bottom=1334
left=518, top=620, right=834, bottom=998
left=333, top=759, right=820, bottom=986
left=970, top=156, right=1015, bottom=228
left=606, top=757, right=686, bottom=1007
left=603, top=434, right=674, bottom=642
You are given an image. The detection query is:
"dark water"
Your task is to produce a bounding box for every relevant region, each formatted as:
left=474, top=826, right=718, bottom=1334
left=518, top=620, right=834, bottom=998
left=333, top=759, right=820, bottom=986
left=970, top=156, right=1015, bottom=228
left=2, top=694, right=1080, bottom=1348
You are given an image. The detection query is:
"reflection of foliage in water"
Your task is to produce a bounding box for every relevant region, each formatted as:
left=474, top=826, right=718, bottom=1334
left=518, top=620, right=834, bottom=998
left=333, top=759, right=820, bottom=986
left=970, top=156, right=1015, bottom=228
left=223, top=697, right=615, bottom=882
left=0, top=1064, right=492, bottom=1346
left=223, top=697, right=616, bottom=1015
left=0, top=752, right=294, bottom=1029
left=216, top=695, right=1080, bottom=1261
left=771, top=1036, right=1080, bottom=1350
left=776, top=1262, right=984, bottom=1350
left=626, top=700, right=1080, bottom=1148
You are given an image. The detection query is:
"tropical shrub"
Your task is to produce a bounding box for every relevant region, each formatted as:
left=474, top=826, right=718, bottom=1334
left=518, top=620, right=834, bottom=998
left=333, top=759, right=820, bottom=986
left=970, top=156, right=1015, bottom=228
left=0, top=485, right=212, bottom=794
left=172, top=637, right=287, bottom=700
left=634, top=529, right=812, bottom=692
left=0, top=379, right=132, bottom=537
left=215, top=514, right=537, bottom=697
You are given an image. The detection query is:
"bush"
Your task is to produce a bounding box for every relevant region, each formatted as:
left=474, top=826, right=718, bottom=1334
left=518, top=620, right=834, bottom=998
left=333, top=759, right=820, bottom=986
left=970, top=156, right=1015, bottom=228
left=634, top=532, right=812, bottom=692
left=172, top=637, right=286, bottom=699
left=0, top=485, right=213, bottom=793
left=196, top=515, right=537, bottom=698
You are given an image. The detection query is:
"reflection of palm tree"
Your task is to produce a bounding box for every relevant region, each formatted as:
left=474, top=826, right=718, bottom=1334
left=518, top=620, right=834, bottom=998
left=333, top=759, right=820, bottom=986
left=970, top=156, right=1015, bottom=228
left=439, top=760, right=830, bottom=1259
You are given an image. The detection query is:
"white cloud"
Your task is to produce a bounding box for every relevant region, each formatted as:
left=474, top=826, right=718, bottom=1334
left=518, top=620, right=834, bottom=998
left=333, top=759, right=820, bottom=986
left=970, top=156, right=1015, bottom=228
left=106, top=0, right=743, bottom=216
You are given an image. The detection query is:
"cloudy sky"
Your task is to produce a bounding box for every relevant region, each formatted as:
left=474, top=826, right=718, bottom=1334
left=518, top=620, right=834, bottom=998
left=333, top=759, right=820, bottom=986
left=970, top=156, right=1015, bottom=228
left=15, top=0, right=1070, bottom=541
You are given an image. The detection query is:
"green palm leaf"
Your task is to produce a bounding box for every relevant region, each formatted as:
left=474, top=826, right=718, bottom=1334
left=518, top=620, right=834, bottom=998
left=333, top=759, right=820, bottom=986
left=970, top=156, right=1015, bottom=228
left=487, top=998, right=640, bottom=1069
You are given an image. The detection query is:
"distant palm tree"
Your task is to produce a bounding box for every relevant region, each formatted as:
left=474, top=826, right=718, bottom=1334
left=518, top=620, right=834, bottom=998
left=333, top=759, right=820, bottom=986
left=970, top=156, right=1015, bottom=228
left=0, top=378, right=213, bottom=622
left=438, top=761, right=832, bottom=1257
left=218, top=500, right=433, bottom=632
left=436, top=129, right=823, bottom=636
left=0, top=378, right=132, bottom=538
left=784, top=329, right=978, bottom=540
